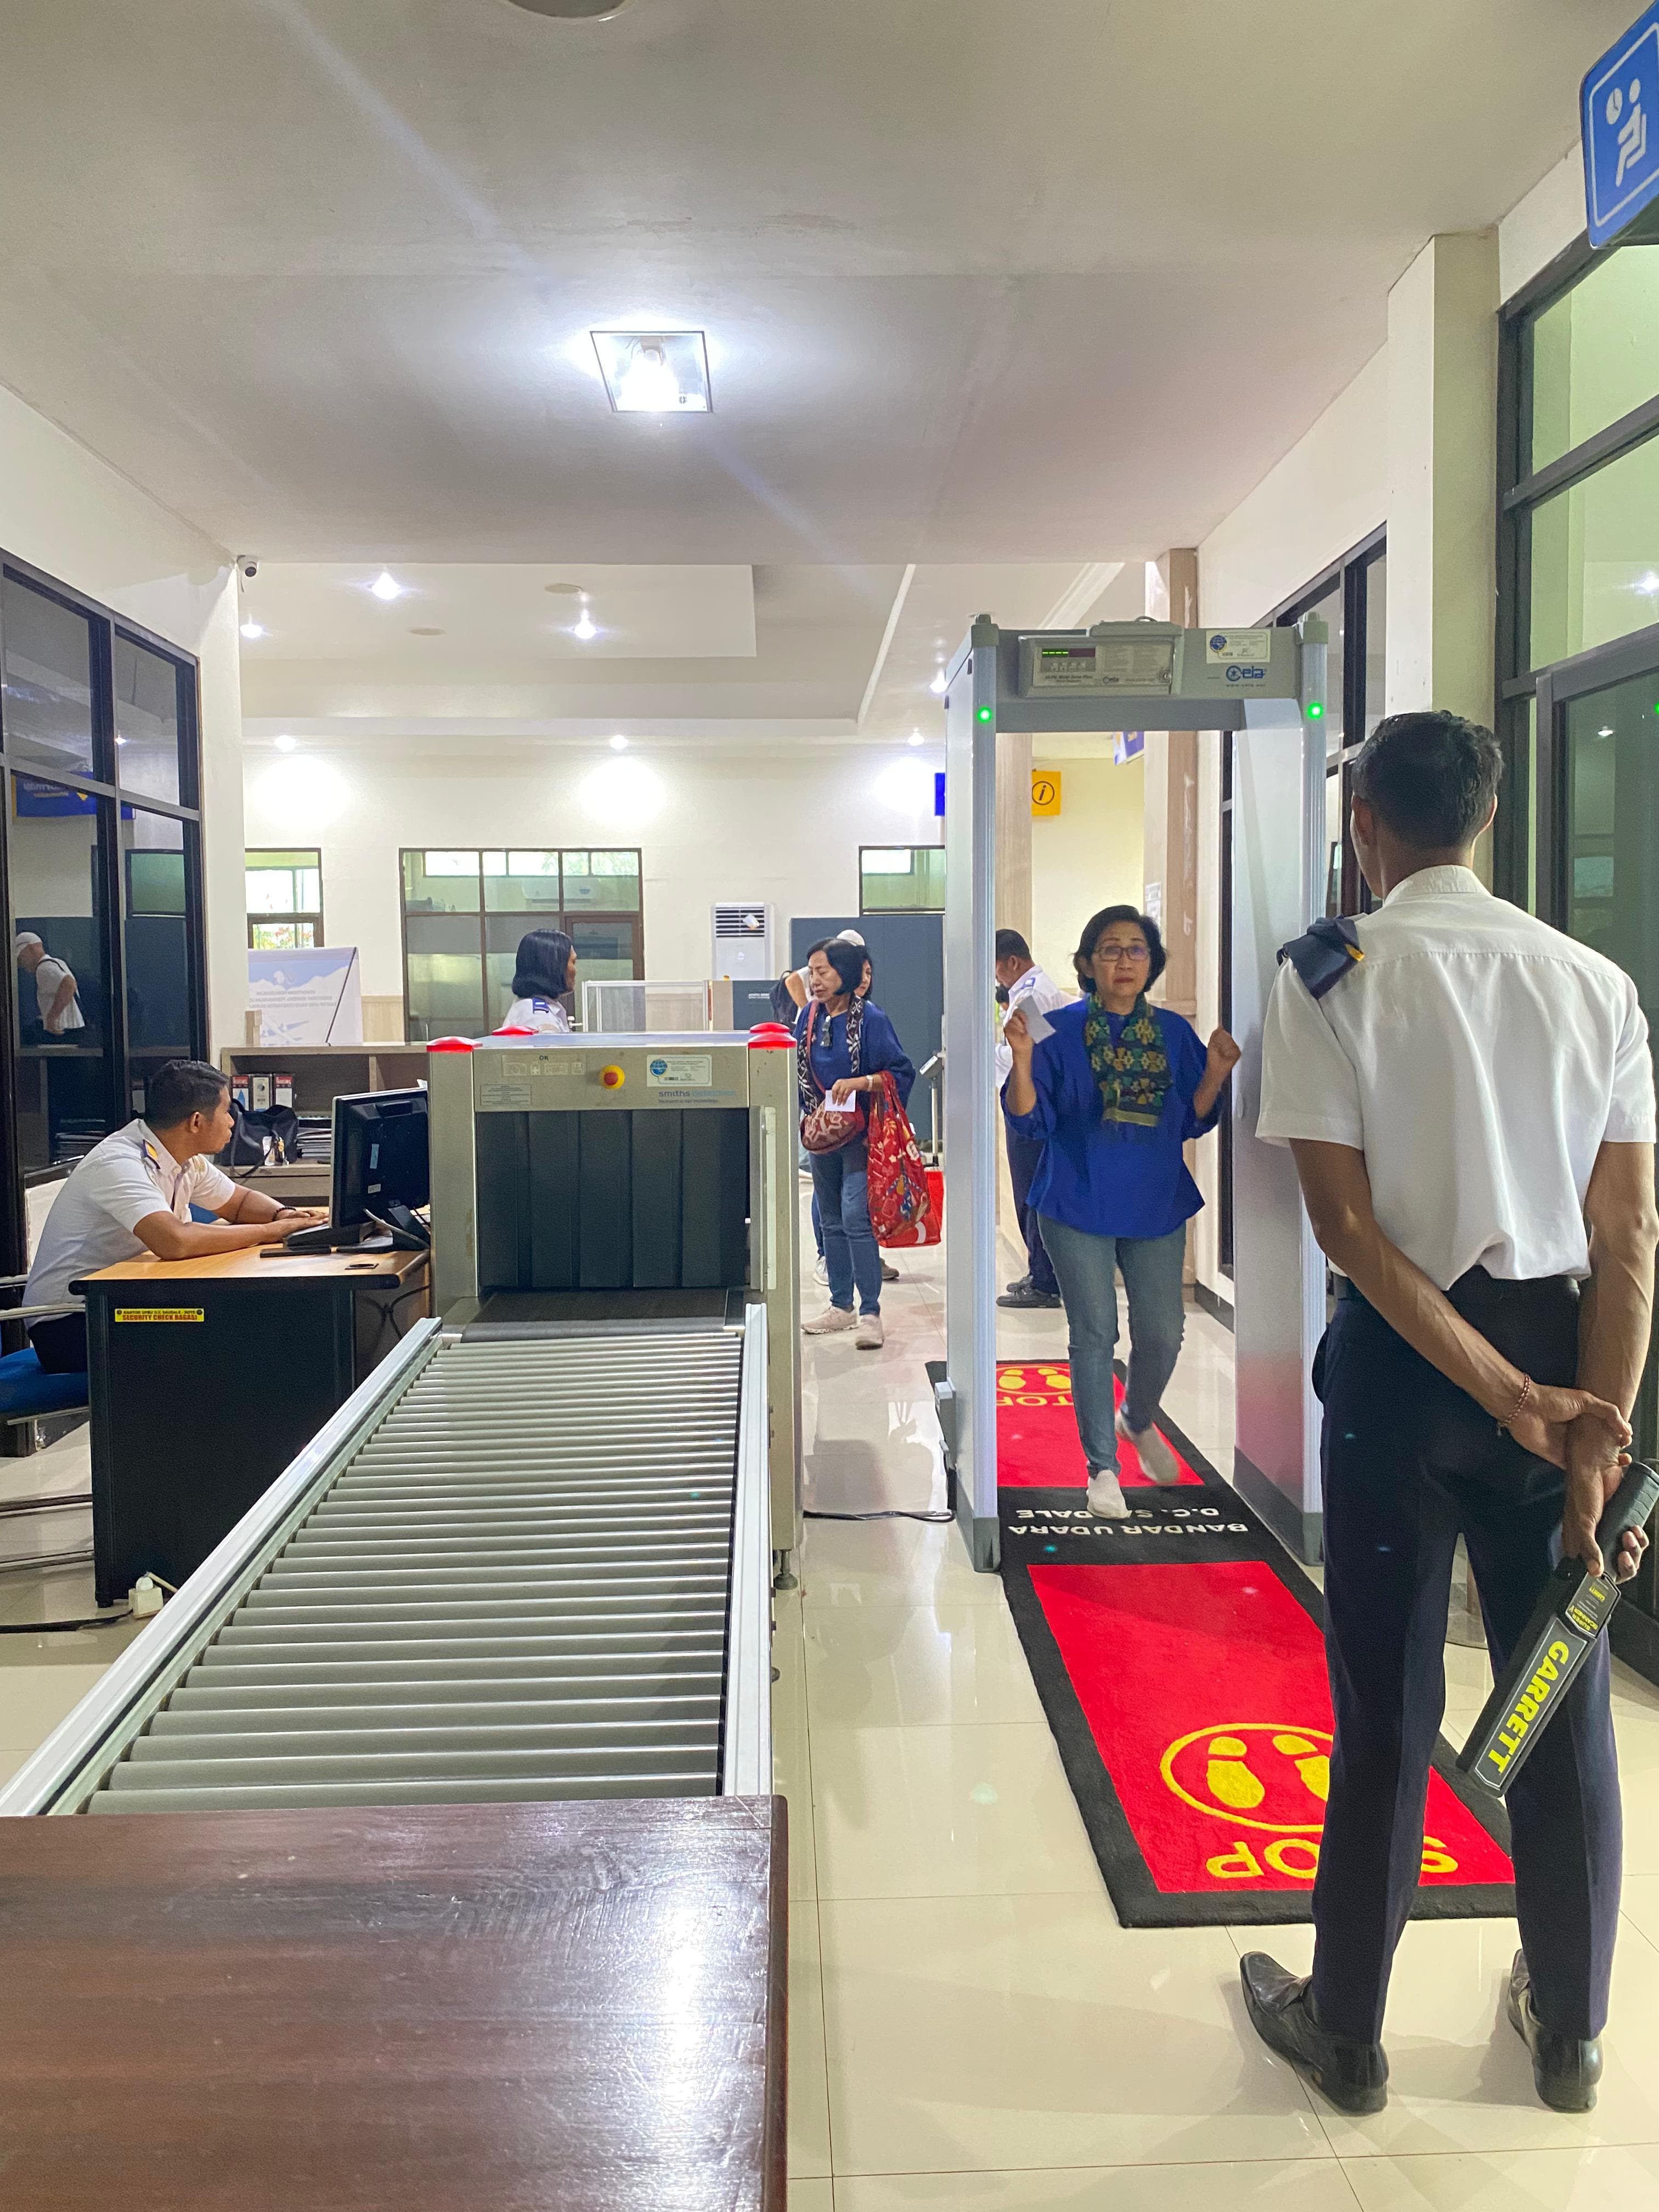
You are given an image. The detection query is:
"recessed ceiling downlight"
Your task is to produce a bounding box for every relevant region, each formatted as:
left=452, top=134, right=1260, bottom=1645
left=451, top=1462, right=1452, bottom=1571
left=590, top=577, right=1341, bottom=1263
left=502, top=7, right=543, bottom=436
left=506, top=0, right=635, bottom=16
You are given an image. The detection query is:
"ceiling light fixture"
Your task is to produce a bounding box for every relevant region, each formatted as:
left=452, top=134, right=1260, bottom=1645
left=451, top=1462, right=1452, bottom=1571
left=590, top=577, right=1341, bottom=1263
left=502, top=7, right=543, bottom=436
left=370, top=570, right=406, bottom=602
left=590, top=330, right=712, bottom=414
left=274, top=735, right=300, bottom=753
left=929, top=670, right=947, bottom=696
left=1636, top=571, right=1659, bottom=596
left=1598, top=725, right=1615, bottom=737
left=574, top=612, right=598, bottom=641
left=907, top=732, right=925, bottom=747
left=240, top=619, right=266, bottom=640
left=609, top=733, right=630, bottom=751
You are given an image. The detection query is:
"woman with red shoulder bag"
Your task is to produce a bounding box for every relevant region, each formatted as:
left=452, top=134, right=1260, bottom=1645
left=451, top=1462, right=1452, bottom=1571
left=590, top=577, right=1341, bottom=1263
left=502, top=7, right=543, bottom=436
left=797, top=939, right=915, bottom=1350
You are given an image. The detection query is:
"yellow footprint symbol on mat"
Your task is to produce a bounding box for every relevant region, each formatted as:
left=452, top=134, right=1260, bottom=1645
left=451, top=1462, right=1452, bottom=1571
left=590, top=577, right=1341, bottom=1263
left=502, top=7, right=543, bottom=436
left=1274, top=1733, right=1330, bottom=1804
left=1205, top=1736, right=1265, bottom=1810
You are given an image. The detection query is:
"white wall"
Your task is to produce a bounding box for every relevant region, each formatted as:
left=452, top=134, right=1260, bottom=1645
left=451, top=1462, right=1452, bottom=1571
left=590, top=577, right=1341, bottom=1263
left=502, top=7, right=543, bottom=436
left=242, top=742, right=945, bottom=1000
left=1199, top=351, right=1389, bottom=627
left=1028, top=751, right=1144, bottom=988
left=0, top=381, right=245, bottom=1052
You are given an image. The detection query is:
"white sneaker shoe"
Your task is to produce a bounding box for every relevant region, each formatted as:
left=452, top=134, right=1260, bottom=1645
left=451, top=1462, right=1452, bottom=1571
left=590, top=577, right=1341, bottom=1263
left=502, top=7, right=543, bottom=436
left=814, top=1255, right=829, bottom=1286
left=1086, top=1468, right=1131, bottom=1519
left=804, top=1305, right=857, bottom=1335
left=854, top=1313, right=884, bottom=1350
left=1117, top=1408, right=1180, bottom=1485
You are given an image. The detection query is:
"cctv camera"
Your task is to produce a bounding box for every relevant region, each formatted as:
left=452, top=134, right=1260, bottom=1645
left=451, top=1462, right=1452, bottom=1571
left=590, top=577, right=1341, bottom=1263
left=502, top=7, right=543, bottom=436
left=239, top=556, right=259, bottom=580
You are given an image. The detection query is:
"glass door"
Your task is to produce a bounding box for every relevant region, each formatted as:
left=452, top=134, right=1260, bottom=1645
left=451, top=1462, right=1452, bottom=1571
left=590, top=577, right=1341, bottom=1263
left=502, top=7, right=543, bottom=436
left=1537, top=625, right=1659, bottom=1628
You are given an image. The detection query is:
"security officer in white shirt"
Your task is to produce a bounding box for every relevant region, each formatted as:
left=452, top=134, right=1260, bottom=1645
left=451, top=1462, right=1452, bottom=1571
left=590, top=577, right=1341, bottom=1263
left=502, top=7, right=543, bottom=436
left=25, top=1059, right=324, bottom=1375
left=994, top=929, right=1074, bottom=1307
left=1240, top=711, right=1657, bottom=2120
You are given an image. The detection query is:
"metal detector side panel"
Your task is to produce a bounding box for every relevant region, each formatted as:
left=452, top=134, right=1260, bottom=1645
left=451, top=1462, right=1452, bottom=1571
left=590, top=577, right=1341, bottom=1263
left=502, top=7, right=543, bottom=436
left=943, top=624, right=1001, bottom=1571
left=1231, top=699, right=1325, bottom=1560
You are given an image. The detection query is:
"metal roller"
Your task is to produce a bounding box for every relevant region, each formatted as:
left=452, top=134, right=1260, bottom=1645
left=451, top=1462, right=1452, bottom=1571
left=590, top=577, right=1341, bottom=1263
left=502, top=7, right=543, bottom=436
left=0, top=1308, right=774, bottom=1816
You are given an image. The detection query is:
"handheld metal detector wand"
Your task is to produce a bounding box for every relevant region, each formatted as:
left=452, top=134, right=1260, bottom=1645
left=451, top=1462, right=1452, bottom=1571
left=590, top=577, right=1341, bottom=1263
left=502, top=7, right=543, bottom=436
left=1457, top=1460, right=1659, bottom=1801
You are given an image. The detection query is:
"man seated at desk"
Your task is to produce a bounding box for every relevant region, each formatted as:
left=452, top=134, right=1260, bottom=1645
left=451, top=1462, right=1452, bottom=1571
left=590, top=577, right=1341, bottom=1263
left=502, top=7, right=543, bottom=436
left=24, top=1058, right=324, bottom=1374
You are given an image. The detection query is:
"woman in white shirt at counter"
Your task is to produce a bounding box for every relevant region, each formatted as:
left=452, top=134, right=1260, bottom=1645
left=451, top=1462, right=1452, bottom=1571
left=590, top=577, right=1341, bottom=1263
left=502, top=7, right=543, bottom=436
left=501, top=928, right=577, bottom=1034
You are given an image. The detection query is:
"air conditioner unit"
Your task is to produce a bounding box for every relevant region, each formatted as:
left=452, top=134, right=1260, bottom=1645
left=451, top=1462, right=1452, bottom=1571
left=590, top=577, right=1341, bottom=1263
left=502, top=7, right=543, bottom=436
left=712, top=901, right=774, bottom=982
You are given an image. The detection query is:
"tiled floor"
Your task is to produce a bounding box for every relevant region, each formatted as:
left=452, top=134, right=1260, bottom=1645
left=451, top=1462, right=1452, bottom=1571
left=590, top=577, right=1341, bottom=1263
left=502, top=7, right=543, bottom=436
left=780, top=1203, right=1659, bottom=2210
left=4, top=1217, right=1658, bottom=2209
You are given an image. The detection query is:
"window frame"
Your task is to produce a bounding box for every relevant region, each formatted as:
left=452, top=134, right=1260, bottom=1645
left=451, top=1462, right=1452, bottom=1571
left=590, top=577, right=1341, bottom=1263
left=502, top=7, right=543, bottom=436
left=396, top=846, right=645, bottom=1039
left=0, top=550, right=204, bottom=1276
left=246, top=845, right=325, bottom=950
left=858, top=842, right=946, bottom=914
left=1494, top=232, right=1659, bottom=906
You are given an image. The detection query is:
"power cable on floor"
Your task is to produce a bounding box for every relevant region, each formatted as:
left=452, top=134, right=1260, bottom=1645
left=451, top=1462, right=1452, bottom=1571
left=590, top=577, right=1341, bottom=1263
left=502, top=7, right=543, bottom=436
left=0, top=1610, right=132, bottom=1634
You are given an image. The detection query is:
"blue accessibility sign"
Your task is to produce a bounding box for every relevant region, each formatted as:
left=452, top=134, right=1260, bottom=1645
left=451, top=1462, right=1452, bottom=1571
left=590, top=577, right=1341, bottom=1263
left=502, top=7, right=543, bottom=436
left=1583, top=4, right=1659, bottom=247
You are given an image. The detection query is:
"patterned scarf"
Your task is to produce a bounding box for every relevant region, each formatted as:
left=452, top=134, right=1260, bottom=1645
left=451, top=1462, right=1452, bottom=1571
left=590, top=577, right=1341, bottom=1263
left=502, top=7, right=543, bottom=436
left=798, top=996, right=864, bottom=1113
left=1084, top=991, right=1170, bottom=1132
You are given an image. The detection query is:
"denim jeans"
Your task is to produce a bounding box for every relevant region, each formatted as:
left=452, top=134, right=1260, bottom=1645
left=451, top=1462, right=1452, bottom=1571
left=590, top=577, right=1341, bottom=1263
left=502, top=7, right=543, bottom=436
left=809, top=1143, right=882, bottom=1315
left=1035, top=1215, right=1187, bottom=1471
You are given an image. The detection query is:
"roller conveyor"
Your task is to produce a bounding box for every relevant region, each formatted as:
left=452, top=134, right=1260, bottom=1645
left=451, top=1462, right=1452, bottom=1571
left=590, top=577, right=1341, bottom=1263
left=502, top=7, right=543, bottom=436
left=0, top=1307, right=774, bottom=1819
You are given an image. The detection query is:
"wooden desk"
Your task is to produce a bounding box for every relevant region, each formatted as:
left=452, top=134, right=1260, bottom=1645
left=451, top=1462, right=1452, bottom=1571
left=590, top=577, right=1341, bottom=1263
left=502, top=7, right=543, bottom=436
left=82, top=1244, right=430, bottom=1606
left=0, top=1796, right=787, bottom=2211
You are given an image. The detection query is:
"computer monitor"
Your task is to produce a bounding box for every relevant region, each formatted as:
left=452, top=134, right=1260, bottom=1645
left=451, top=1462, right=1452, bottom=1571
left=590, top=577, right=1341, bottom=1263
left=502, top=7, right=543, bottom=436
left=332, top=1088, right=430, bottom=1238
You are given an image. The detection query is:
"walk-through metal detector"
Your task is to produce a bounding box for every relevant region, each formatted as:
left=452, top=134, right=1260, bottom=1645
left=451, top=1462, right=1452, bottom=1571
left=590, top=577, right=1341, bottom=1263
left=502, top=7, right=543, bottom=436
left=936, top=616, right=1329, bottom=1570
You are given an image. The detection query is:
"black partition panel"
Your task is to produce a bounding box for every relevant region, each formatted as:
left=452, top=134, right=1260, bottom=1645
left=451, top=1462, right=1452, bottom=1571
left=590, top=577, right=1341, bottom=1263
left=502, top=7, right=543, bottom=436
left=475, top=1108, right=749, bottom=1294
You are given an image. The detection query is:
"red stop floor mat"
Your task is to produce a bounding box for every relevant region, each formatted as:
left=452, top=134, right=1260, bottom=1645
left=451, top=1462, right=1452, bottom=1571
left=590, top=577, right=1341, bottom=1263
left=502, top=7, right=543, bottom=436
left=997, top=1361, right=1204, bottom=1489
left=998, top=1406, right=1515, bottom=1928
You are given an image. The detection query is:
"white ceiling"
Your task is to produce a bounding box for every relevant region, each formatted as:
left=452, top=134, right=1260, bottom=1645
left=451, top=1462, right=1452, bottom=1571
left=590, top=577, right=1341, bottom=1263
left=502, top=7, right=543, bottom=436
left=0, top=1, right=1628, bottom=751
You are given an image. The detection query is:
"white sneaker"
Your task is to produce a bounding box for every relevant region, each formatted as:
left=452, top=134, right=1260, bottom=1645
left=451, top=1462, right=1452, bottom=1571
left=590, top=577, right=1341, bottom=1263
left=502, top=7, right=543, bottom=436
left=1086, top=1469, right=1131, bottom=1519
left=854, top=1313, right=884, bottom=1350
left=1117, top=1408, right=1180, bottom=1485
left=804, top=1305, right=857, bottom=1336
left=814, top=1255, right=829, bottom=1285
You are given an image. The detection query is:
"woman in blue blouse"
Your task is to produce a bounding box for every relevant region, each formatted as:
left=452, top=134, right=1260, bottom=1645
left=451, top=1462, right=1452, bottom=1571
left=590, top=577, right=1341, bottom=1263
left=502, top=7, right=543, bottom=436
left=797, top=938, right=916, bottom=1351
left=1004, top=904, right=1239, bottom=1519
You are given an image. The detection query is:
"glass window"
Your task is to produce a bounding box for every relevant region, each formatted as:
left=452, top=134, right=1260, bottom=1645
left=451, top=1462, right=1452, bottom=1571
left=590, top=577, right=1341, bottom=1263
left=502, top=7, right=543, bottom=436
left=562, top=849, right=641, bottom=911
left=2, top=574, right=99, bottom=782
left=483, top=849, right=562, bottom=912
left=1562, top=676, right=1658, bottom=1042
left=860, top=844, right=946, bottom=912
left=7, top=772, right=112, bottom=1169
left=112, top=635, right=183, bottom=805
left=403, top=849, right=480, bottom=912
left=1527, top=433, right=1659, bottom=668
left=567, top=918, right=640, bottom=982
left=1526, top=244, right=1659, bottom=475
left=123, top=811, right=194, bottom=1077
left=1363, top=555, right=1387, bottom=738
left=1306, top=582, right=1345, bottom=757
left=247, top=847, right=323, bottom=949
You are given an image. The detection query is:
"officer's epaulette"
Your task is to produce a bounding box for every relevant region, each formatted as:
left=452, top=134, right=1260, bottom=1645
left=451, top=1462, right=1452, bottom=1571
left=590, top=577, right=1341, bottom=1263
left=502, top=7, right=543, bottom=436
left=1277, top=914, right=1364, bottom=1001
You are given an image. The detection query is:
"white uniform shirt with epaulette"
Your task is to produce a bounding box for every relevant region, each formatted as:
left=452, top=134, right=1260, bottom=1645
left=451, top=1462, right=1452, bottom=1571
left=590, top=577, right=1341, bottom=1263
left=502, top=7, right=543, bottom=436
left=1257, top=866, right=1655, bottom=1290
left=23, top=1120, right=237, bottom=1310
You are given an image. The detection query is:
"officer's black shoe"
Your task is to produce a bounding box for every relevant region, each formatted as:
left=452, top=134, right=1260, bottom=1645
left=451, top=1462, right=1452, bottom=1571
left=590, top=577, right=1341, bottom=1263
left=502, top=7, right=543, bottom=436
left=997, top=1283, right=1063, bottom=1308
left=1508, top=1950, right=1601, bottom=2113
left=1239, top=1953, right=1389, bottom=2115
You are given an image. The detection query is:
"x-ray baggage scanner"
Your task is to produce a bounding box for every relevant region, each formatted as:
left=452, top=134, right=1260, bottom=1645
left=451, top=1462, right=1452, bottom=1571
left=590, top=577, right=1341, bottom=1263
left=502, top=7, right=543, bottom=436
left=936, top=616, right=1329, bottom=1569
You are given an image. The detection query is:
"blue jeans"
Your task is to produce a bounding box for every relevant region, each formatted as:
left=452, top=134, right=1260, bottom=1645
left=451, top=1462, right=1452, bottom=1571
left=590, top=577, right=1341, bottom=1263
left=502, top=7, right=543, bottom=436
left=1035, top=1216, right=1186, bottom=1472
left=809, top=1144, right=882, bottom=1315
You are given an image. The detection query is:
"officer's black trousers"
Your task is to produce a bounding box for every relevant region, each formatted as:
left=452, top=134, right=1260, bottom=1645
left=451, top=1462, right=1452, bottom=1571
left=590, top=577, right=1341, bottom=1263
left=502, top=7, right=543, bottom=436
left=1310, top=1276, right=1622, bottom=2046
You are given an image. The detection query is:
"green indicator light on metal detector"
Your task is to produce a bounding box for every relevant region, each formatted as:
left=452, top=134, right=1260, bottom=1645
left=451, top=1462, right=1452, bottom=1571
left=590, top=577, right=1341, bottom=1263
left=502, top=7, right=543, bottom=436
left=977, top=705, right=993, bottom=723
left=1307, top=701, right=1325, bottom=719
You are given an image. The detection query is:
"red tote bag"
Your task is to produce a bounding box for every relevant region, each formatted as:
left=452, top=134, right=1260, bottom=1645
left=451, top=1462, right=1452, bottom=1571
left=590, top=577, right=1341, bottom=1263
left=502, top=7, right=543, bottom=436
left=866, top=1071, right=940, bottom=1246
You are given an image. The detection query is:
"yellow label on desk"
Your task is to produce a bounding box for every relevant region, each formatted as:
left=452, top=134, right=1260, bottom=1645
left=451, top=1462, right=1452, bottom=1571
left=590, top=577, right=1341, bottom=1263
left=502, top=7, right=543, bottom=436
left=115, top=1306, right=205, bottom=1323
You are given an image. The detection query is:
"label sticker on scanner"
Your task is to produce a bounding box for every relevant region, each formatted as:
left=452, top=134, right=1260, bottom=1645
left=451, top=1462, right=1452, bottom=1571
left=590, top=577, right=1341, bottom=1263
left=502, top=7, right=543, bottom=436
left=648, top=1054, right=713, bottom=1089
left=1206, top=628, right=1273, bottom=664
left=115, top=1307, right=205, bottom=1323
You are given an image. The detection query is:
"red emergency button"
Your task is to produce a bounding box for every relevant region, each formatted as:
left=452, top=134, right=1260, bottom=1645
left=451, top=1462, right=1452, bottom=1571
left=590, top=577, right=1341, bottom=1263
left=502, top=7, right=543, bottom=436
left=599, top=1064, right=626, bottom=1090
